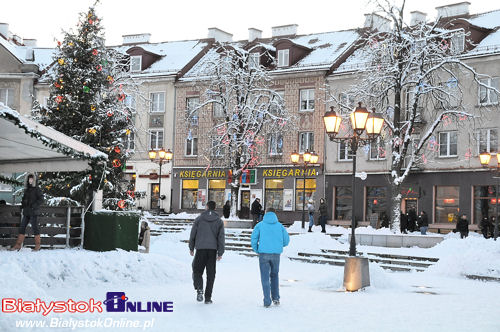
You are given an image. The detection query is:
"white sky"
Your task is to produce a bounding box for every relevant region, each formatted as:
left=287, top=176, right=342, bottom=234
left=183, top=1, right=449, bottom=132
left=1, top=0, right=499, bottom=47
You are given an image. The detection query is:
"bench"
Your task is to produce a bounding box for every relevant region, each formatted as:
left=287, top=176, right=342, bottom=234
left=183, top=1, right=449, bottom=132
left=428, top=223, right=480, bottom=234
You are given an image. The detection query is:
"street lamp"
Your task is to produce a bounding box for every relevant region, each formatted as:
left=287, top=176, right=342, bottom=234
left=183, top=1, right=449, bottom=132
left=149, top=148, right=173, bottom=215
left=291, top=150, right=319, bottom=229
left=324, top=103, right=385, bottom=291
left=479, top=151, right=500, bottom=240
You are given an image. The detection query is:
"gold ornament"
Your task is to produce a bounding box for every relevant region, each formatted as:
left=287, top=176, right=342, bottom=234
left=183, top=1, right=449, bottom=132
left=91, top=105, right=96, bottom=111
left=58, top=58, right=65, bottom=65
left=69, top=42, right=74, bottom=46
left=126, top=129, right=131, bottom=135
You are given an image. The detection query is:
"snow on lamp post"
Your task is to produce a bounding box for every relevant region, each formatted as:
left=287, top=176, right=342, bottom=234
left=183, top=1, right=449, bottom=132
left=324, top=103, right=384, bottom=291
left=149, top=148, right=173, bottom=215
left=479, top=151, right=500, bottom=240
left=291, top=150, right=318, bottom=229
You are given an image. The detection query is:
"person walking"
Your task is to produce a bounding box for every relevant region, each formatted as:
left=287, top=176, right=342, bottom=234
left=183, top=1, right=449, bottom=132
left=223, top=200, right=231, bottom=219
left=251, top=198, right=262, bottom=228
left=400, top=212, right=408, bottom=234
left=138, top=220, right=151, bottom=253
left=418, top=211, right=429, bottom=235
left=456, top=214, right=469, bottom=239
left=407, top=208, right=417, bottom=232
left=251, top=208, right=290, bottom=308
left=307, top=199, right=315, bottom=232
left=189, top=201, right=225, bottom=304
left=10, top=174, right=44, bottom=251
left=319, top=198, right=328, bottom=233
left=480, top=216, right=490, bottom=239
left=490, top=216, right=497, bottom=238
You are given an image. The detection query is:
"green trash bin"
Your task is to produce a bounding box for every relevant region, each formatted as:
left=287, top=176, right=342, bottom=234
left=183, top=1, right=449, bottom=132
left=83, top=211, right=140, bottom=251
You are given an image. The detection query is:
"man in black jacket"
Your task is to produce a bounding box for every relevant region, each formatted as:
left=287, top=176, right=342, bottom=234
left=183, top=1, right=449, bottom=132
left=189, top=201, right=225, bottom=304
left=251, top=198, right=262, bottom=228
left=11, top=174, right=44, bottom=251
left=418, top=210, right=429, bottom=235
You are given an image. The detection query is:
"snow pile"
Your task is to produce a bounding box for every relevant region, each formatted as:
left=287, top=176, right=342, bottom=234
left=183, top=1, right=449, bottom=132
left=425, top=234, right=500, bottom=278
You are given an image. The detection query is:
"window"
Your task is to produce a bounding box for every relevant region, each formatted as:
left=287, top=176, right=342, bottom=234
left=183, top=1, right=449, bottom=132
left=270, top=91, right=284, bottom=115
left=403, top=138, right=421, bottom=169
left=335, top=186, right=352, bottom=220
left=130, top=56, right=142, bottom=72
left=479, top=77, right=499, bottom=105
left=182, top=180, right=199, bottom=209
left=0, top=173, right=13, bottom=192
left=298, top=132, right=314, bottom=153
left=477, top=129, right=498, bottom=154
left=249, top=53, right=260, bottom=69
left=369, top=138, right=386, bottom=160
left=366, top=186, right=387, bottom=221
left=265, top=179, right=284, bottom=210
left=277, top=49, right=289, bottom=67
left=127, top=131, right=135, bottom=151
left=149, top=130, right=163, bottom=150
left=295, top=179, right=316, bottom=211
left=208, top=179, right=226, bottom=208
left=300, top=89, right=315, bottom=111
left=338, top=141, right=353, bottom=161
left=339, top=92, right=355, bottom=110
left=125, top=95, right=136, bottom=113
left=439, top=131, right=458, bottom=157
left=213, top=97, right=224, bottom=118
left=211, top=138, right=223, bottom=158
left=186, top=97, right=199, bottom=125
left=185, top=137, right=198, bottom=156
left=450, top=31, right=465, bottom=54
left=0, top=88, right=14, bottom=108
left=435, top=186, right=460, bottom=223
left=439, top=79, right=459, bottom=108
left=404, top=87, right=423, bottom=122
left=268, top=133, right=283, bottom=156
left=473, top=186, right=497, bottom=224
left=150, top=92, right=165, bottom=113
left=149, top=114, right=164, bottom=128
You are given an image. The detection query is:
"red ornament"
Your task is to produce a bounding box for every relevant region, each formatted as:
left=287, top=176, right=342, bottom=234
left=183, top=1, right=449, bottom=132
left=107, top=110, right=114, bottom=117
left=89, top=19, right=94, bottom=24
left=54, top=82, right=61, bottom=88
left=55, top=96, right=63, bottom=103
left=112, top=159, right=121, bottom=168
left=96, top=65, right=102, bottom=71
left=92, top=49, right=98, bottom=56
left=114, top=146, right=121, bottom=153
left=127, top=190, right=135, bottom=198
left=57, top=41, right=61, bottom=46
left=118, top=93, right=125, bottom=101
left=117, top=200, right=126, bottom=209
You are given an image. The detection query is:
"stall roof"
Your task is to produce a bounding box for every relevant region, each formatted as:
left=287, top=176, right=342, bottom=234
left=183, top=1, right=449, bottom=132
left=0, top=104, right=106, bottom=173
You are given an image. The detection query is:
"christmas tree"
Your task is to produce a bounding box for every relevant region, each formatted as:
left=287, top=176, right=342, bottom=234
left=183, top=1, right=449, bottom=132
left=39, top=3, right=134, bottom=210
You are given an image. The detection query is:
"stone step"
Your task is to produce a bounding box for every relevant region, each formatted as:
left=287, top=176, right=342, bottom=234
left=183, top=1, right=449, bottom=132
left=321, top=249, right=439, bottom=263
left=226, top=241, right=251, bottom=248
left=298, top=252, right=434, bottom=268
left=289, top=256, right=425, bottom=272
left=225, top=246, right=254, bottom=252
left=465, top=274, right=500, bottom=282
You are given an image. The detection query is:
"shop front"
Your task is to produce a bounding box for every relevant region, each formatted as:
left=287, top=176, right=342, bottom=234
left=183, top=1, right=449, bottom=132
left=172, top=166, right=324, bottom=223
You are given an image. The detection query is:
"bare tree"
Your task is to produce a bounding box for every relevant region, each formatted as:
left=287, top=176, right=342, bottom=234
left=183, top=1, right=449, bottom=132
left=187, top=44, right=295, bottom=217
left=331, top=0, right=499, bottom=231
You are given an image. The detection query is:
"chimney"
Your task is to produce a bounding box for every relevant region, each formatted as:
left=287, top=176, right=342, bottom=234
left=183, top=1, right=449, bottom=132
left=272, top=24, right=298, bottom=38
left=23, top=39, right=37, bottom=47
left=364, top=13, right=391, bottom=32
left=248, top=28, right=262, bottom=42
left=436, top=2, right=470, bottom=18
left=208, top=27, right=233, bottom=43
left=122, top=33, right=151, bottom=45
left=12, top=34, right=22, bottom=45
left=410, top=11, right=427, bottom=26
left=0, top=23, right=8, bottom=39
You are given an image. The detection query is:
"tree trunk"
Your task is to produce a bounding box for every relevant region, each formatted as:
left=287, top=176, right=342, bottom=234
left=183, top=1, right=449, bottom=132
left=390, top=183, right=402, bottom=233
left=230, top=176, right=239, bottom=218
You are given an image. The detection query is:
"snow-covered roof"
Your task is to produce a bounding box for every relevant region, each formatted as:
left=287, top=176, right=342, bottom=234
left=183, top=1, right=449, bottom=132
left=0, top=36, right=30, bottom=63
left=114, top=39, right=209, bottom=76
left=182, top=29, right=360, bottom=79
left=0, top=103, right=106, bottom=173
left=466, top=9, right=500, bottom=30
left=466, top=30, right=500, bottom=56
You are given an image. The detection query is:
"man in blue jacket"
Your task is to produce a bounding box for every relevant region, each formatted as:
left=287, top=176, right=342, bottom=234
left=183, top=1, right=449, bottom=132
left=251, top=208, right=290, bottom=307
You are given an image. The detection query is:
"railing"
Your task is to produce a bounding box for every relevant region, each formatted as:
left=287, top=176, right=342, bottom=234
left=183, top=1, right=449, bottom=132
left=0, top=205, right=84, bottom=249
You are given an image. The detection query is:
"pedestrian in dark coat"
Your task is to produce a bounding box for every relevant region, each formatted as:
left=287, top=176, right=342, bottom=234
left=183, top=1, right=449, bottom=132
left=319, top=198, right=328, bottom=233
left=11, top=174, right=44, bottom=251
left=490, top=216, right=497, bottom=238
left=407, top=208, right=417, bottom=232
left=380, top=212, right=389, bottom=228
left=400, top=212, right=408, bottom=234
left=418, top=211, right=429, bottom=235
left=189, top=201, right=225, bottom=304
left=223, top=200, right=230, bottom=219
left=251, top=198, right=262, bottom=228
left=480, top=216, right=490, bottom=239
left=456, top=214, right=469, bottom=239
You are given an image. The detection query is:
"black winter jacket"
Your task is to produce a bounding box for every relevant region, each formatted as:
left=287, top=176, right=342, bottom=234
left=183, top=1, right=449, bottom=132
left=251, top=200, right=262, bottom=215
left=319, top=202, right=328, bottom=216
left=189, top=210, right=225, bottom=256
left=456, top=218, right=469, bottom=233
left=21, top=185, right=44, bottom=216
left=418, top=213, right=429, bottom=227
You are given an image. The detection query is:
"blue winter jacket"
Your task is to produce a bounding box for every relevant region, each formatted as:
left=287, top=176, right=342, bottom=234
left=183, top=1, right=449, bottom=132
left=251, top=212, right=290, bottom=254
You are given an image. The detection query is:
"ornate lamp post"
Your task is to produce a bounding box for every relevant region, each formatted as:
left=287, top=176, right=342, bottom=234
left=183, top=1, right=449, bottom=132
left=479, top=151, right=500, bottom=240
left=291, top=150, right=319, bottom=229
left=149, top=148, right=173, bottom=215
left=323, top=102, right=384, bottom=291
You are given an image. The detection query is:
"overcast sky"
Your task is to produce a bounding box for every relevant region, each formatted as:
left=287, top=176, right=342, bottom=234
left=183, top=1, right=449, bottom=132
left=2, top=0, right=499, bottom=47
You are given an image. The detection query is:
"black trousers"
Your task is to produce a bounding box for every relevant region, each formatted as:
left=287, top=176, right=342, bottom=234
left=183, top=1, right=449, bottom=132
left=19, top=215, right=40, bottom=235
left=192, top=249, right=217, bottom=300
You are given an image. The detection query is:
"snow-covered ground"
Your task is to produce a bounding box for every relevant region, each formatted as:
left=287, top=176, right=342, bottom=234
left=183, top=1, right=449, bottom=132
left=1, top=223, right=499, bottom=332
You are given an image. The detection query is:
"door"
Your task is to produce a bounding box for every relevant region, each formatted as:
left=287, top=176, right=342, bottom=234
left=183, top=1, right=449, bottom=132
left=239, top=190, right=250, bottom=219
left=150, top=184, right=159, bottom=210
left=404, top=198, right=418, bottom=214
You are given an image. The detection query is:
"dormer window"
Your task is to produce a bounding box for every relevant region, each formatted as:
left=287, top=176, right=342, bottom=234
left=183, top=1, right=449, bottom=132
left=277, top=49, right=289, bottom=67
left=249, top=53, right=260, bottom=69
left=130, top=55, right=142, bottom=72
left=450, top=31, right=465, bottom=54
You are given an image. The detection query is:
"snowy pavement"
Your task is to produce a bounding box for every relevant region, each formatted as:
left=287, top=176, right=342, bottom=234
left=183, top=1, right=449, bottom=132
left=1, top=223, right=499, bottom=332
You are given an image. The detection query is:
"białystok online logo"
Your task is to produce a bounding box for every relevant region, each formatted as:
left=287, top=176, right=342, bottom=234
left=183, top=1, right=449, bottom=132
left=2, top=292, right=173, bottom=315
